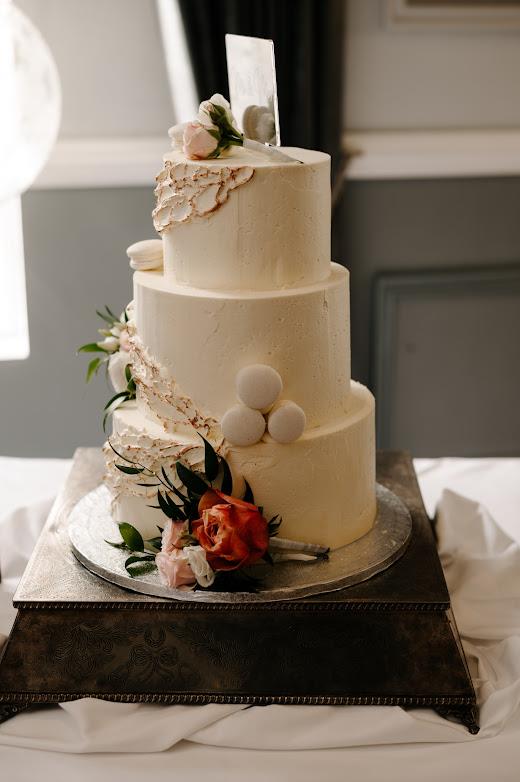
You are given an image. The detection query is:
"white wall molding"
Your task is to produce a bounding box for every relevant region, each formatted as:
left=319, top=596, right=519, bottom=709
left=33, top=130, right=520, bottom=189
left=344, top=130, right=520, bottom=181
left=33, top=137, right=167, bottom=190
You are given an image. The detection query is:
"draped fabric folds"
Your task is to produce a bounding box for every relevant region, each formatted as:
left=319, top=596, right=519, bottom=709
left=177, top=0, right=346, bottom=179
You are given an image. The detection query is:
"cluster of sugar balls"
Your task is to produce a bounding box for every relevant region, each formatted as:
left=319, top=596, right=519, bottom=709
left=221, top=364, right=306, bottom=447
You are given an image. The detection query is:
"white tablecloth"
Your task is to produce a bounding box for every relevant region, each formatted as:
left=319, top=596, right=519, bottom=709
left=0, top=455, right=519, bottom=780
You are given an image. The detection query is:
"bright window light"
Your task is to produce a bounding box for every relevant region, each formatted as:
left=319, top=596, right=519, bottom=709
left=0, top=196, right=29, bottom=360
left=156, top=0, right=198, bottom=122
left=0, top=0, right=61, bottom=361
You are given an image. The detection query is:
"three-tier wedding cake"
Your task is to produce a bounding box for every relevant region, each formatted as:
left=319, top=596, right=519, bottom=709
left=104, top=110, right=376, bottom=553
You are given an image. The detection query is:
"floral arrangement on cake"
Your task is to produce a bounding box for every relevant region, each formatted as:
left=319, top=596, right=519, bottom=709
left=107, top=435, right=279, bottom=591
left=107, top=435, right=327, bottom=592
left=78, top=304, right=136, bottom=427
left=169, top=93, right=298, bottom=163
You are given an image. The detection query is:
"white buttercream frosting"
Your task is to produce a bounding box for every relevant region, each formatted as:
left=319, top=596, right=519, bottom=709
left=157, top=146, right=330, bottom=291
left=133, top=264, right=351, bottom=431
left=127, top=323, right=222, bottom=444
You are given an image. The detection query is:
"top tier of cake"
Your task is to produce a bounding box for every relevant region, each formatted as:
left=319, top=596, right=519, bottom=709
left=153, top=146, right=330, bottom=292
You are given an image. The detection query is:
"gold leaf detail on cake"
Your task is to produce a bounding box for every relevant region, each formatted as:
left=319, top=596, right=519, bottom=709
left=126, top=325, right=223, bottom=445
left=152, top=161, right=254, bottom=234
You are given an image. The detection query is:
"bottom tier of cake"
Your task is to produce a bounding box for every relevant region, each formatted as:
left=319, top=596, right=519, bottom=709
left=105, top=382, right=376, bottom=550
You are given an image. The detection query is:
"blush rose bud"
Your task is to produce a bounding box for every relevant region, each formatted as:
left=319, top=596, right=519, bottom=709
left=183, top=122, right=218, bottom=160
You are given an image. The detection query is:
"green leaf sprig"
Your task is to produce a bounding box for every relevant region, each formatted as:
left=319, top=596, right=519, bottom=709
left=204, top=101, right=244, bottom=159
left=107, top=434, right=283, bottom=586
left=105, top=521, right=162, bottom=577
left=102, top=364, right=136, bottom=432
left=78, top=305, right=136, bottom=430
left=78, top=305, right=130, bottom=382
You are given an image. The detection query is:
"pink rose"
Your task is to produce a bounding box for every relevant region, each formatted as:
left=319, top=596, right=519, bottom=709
left=161, top=519, right=188, bottom=553
left=156, top=549, right=196, bottom=589
left=183, top=122, right=218, bottom=160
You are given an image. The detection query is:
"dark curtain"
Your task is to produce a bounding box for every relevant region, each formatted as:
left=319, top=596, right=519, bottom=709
left=177, top=0, right=346, bottom=181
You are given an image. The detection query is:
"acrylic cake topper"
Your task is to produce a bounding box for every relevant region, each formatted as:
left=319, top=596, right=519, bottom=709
left=225, top=33, right=281, bottom=146
left=167, top=35, right=299, bottom=163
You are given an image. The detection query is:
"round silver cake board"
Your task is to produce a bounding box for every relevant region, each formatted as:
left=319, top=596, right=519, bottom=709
left=68, top=484, right=412, bottom=603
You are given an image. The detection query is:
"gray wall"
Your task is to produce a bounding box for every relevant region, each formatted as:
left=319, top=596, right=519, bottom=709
left=18, top=0, right=172, bottom=138
left=0, top=188, right=154, bottom=457
left=345, top=0, right=520, bottom=129
left=336, top=176, right=520, bottom=385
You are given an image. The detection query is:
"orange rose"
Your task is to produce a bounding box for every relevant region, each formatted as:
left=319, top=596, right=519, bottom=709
left=192, top=490, right=269, bottom=572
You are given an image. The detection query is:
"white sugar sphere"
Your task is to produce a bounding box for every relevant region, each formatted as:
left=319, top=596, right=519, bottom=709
left=236, top=364, right=282, bottom=411
left=267, top=401, right=306, bottom=444
left=126, top=239, right=164, bottom=271
left=221, top=405, right=266, bottom=447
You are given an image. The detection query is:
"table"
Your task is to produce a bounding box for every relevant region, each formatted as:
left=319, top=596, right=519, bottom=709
left=1, top=455, right=519, bottom=781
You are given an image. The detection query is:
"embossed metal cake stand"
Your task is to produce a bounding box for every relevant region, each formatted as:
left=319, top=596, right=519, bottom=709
left=0, top=449, right=479, bottom=733
left=68, top=483, right=412, bottom=603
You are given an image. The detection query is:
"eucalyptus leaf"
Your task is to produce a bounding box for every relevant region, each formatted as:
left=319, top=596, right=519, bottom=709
left=78, top=342, right=106, bottom=353
left=119, top=522, right=144, bottom=552
left=126, top=561, right=157, bottom=579
left=220, top=457, right=233, bottom=495
left=199, top=434, right=219, bottom=482
left=108, top=439, right=137, bottom=465
left=104, top=305, right=118, bottom=320
left=157, top=490, right=185, bottom=520
left=161, top=468, right=188, bottom=502
left=115, top=464, right=144, bottom=475
left=86, top=356, right=102, bottom=382
left=160, top=466, right=175, bottom=489
left=103, top=391, right=130, bottom=432
left=176, top=461, right=208, bottom=496
left=96, top=309, right=115, bottom=325
left=105, top=539, right=128, bottom=550
left=104, top=390, right=129, bottom=411
left=242, top=480, right=255, bottom=504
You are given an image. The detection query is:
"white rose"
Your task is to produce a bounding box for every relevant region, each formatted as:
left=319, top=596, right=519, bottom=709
left=108, top=350, right=131, bottom=392
left=97, top=336, right=119, bottom=353
left=198, top=94, right=236, bottom=130
left=185, top=546, right=215, bottom=587
left=168, top=122, right=189, bottom=150
left=197, top=100, right=217, bottom=128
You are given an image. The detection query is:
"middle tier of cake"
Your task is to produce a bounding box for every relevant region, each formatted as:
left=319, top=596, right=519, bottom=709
left=133, top=262, right=351, bottom=433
